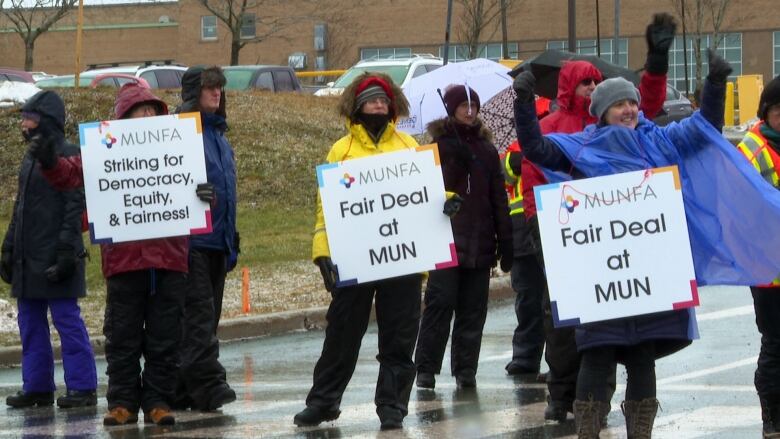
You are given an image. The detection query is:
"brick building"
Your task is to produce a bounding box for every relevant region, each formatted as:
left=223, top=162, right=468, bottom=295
left=1, top=0, right=778, bottom=91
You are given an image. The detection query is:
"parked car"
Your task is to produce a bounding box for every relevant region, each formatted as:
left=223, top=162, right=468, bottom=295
left=222, top=65, right=302, bottom=92
left=0, top=68, right=35, bottom=83
left=82, top=64, right=187, bottom=89
left=35, top=74, right=92, bottom=88
left=314, top=54, right=444, bottom=97
left=653, top=84, right=694, bottom=126
left=90, top=73, right=149, bottom=89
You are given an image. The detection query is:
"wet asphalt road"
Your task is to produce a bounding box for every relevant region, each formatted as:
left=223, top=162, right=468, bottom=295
left=0, top=285, right=762, bottom=438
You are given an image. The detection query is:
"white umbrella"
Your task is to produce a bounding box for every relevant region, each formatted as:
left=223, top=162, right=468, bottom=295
left=397, top=58, right=512, bottom=135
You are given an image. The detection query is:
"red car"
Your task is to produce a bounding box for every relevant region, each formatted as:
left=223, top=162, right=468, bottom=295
left=0, top=68, right=35, bottom=83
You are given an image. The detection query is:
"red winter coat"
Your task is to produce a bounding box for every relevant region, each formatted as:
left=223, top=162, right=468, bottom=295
left=522, top=61, right=667, bottom=219
left=41, top=85, right=188, bottom=278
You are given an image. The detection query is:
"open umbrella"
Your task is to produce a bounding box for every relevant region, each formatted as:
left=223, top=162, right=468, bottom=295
left=510, top=49, right=640, bottom=100
left=481, top=87, right=552, bottom=154
left=397, top=58, right=512, bottom=135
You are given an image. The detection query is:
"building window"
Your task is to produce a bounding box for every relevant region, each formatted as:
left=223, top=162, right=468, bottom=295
left=240, top=13, right=255, bottom=39
left=546, top=38, right=628, bottom=67
left=438, top=42, right=519, bottom=62
left=360, top=48, right=412, bottom=60
left=201, top=16, right=217, bottom=40
left=774, top=31, right=780, bottom=77
left=669, top=33, right=742, bottom=94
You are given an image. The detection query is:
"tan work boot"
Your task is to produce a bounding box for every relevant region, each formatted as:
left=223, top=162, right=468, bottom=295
left=144, top=407, right=175, bottom=425
left=622, top=398, right=659, bottom=439
left=103, top=406, right=139, bottom=426
left=573, top=399, right=608, bottom=438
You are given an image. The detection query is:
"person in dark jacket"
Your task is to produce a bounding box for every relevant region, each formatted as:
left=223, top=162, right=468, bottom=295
left=512, top=49, right=732, bottom=438
left=414, top=85, right=513, bottom=390
left=735, top=75, right=780, bottom=438
left=173, top=65, right=238, bottom=412
left=29, top=83, right=215, bottom=426
left=0, top=91, right=97, bottom=410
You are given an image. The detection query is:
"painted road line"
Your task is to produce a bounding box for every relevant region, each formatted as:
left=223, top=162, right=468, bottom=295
left=696, top=305, right=754, bottom=321
left=656, top=356, right=757, bottom=385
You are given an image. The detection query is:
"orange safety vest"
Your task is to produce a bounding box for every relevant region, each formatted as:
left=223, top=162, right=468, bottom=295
left=502, top=149, right=524, bottom=216
left=737, top=121, right=780, bottom=287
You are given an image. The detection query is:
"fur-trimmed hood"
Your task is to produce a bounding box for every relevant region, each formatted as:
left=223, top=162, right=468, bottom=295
left=338, top=72, right=409, bottom=123
left=426, top=117, right=493, bottom=143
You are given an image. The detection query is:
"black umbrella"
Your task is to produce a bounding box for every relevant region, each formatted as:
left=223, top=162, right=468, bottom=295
left=510, top=49, right=641, bottom=100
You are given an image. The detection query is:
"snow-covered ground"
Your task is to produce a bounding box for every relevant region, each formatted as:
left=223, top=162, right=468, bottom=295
left=0, top=81, right=40, bottom=108
left=0, top=299, right=17, bottom=332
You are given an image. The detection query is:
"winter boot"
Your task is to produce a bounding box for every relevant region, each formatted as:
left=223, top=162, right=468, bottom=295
left=56, top=390, right=97, bottom=408
left=103, top=406, right=138, bottom=426
left=760, top=399, right=780, bottom=438
left=621, top=398, right=659, bottom=439
left=144, top=407, right=175, bottom=425
left=573, top=399, right=607, bottom=439
left=6, top=391, right=54, bottom=408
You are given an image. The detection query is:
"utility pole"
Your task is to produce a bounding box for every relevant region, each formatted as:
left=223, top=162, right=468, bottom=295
left=74, top=0, right=84, bottom=88
left=567, top=0, right=576, bottom=53
left=501, top=0, right=509, bottom=58
left=682, top=0, right=690, bottom=96
left=443, top=0, right=454, bottom=65
left=596, top=0, right=601, bottom=57
left=613, top=0, right=620, bottom=62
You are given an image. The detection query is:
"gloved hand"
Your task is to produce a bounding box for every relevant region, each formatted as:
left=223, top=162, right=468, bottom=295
left=706, top=48, right=733, bottom=84
left=226, top=232, right=240, bottom=272
left=644, top=13, right=677, bottom=74
left=497, top=240, right=513, bottom=273
left=28, top=133, right=57, bottom=169
left=196, top=182, right=216, bottom=204
left=0, top=247, right=13, bottom=284
left=443, top=194, right=464, bottom=217
left=45, top=247, right=77, bottom=283
left=513, top=71, right=536, bottom=104
left=315, top=256, right=339, bottom=293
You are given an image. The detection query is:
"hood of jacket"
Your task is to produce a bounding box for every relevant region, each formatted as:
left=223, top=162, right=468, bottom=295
left=338, top=71, right=409, bottom=123
left=21, top=90, right=66, bottom=135
left=114, top=84, right=169, bottom=119
left=426, top=117, right=493, bottom=143
left=556, top=61, right=603, bottom=117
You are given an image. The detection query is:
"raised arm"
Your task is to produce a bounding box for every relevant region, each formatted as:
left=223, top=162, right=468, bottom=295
left=640, top=13, right=677, bottom=119
left=699, top=49, right=732, bottom=132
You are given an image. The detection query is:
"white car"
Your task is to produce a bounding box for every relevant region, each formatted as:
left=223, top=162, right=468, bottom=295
left=314, top=54, right=443, bottom=97
left=80, top=64, right=188, bottom=89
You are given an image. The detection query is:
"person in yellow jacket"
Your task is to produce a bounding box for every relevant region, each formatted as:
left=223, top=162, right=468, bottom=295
left=294, top=72, right=461, bottom=431
left=736, top=74, right=780, bottom=438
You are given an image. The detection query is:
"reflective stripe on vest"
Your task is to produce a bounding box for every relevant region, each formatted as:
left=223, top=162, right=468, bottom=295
left=737, top=129, right=780, bottom=188
left=504, top=153, right=524, bottom=215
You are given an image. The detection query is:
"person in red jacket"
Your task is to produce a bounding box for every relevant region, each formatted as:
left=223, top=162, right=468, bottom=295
left=507, top=12, right=675, bottom=425
left=29, top=83, right=215, bottom=427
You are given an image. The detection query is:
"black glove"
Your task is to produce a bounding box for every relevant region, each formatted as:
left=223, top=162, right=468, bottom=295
left=706, top=48, right=733, bottom=85
left=498, top=240, right=513, bottom=273
left=644, top=13, right=677, bottom=74
left=28, top=133, right=57, bottom=170
left=316, top=256, right=339, bottom=293
left=513, top=71, right=536, bottom=104
left=0, top=248, right=13, bottom=284
left=45, top=247, right=77, bottom=283
left=196, top=182, right=216, bottom=204
left=443, top=194, right=464, bottom=217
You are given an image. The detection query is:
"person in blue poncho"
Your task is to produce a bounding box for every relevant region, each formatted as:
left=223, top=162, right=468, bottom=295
left=513, top=49, right=780, bottom=438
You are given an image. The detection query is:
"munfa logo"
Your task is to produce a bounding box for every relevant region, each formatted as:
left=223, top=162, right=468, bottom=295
left=101, top=133, right=117, bottom=149
left=340, top=173, right=356, bottom=189
left=562, top=194, right=579, bottom=213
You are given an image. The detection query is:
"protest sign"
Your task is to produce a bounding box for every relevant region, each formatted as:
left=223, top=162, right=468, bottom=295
left=317, top=144, right=457, bottom=286
left=534, top=166, right=697, bottom=327
left=79, top=112, right=211, bottom=243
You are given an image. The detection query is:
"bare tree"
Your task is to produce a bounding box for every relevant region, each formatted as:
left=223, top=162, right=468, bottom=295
left=1, top=0, right=78, bottom=71
left=669, top=0, right=734, bottom=91
left=455, top=0, right=518, bottom=60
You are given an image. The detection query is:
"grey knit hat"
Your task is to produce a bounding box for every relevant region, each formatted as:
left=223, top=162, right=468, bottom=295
left=354, top=85, right=389, bottom=112
left=589, top=77, right=641, bottom=121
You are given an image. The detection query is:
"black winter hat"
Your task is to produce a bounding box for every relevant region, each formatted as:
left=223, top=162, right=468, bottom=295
left=21, top=90, right=66, bottom=133
left=443, top=84, right=480, bottom=117
left=759, top=75, right=780, bottom=122
left=178, top=65, right=227, bottom=118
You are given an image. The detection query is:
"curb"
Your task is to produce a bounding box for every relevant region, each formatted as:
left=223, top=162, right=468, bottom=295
left=0, top=275, right=514, bottom=367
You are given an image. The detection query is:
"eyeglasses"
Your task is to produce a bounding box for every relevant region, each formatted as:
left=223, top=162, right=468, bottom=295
left=580, top=78, right=600, bottom=86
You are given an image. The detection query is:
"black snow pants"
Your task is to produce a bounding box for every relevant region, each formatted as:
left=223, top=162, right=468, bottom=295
left=305, top=273, right=422, bottom=417
left=508, top=254, right=546, bottom=371
left=752, top=286, right=780, bottom=403
left=415, top=266, right=491, bottom=377
left=104, top=269, right=186, bottom=412
left=176, top=248, right=230, bottom=410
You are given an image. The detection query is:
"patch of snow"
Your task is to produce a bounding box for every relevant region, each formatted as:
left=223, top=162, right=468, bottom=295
left=0, top=81, right=41, bottom=108
left=0, top=298, right=18, bottom=333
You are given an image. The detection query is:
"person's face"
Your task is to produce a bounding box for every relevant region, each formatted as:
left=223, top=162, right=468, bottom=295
left=575, top=77, right=599, bottom=98
left=127, top=103, right=159, bottom=119
left=360, top=96, right=390, bottom=115
left=767, top=104, right=780, bottom=132
left=20, top=114, right=39, bottom=136
left=603, top=99, right=639, bottom=129
left=199, top=86, right=222, bottom=113
left=453, top=101, right=479, bottom=125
